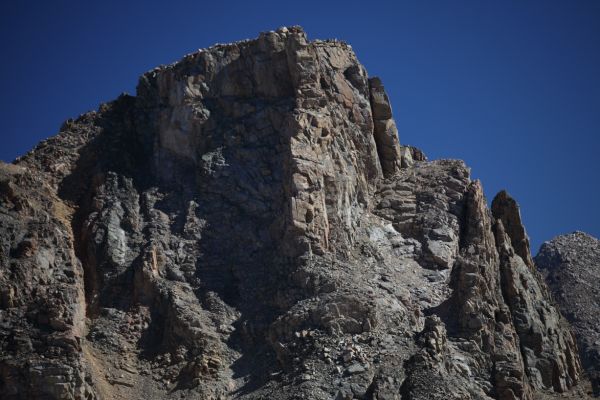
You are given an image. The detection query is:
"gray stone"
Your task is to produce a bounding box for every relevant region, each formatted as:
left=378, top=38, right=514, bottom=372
left=0, top=27, right=592, bottom=400
left=536, top=231, right=600, bottom=396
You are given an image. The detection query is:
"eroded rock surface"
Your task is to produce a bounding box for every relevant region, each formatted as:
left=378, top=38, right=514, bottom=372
left=0, top=27, right=592, bottom=399
left=536, top=232, right=600, bottom=397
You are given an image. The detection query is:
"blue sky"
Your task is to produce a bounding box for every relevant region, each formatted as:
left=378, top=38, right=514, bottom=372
left=1, top=1, right=599, bottom=251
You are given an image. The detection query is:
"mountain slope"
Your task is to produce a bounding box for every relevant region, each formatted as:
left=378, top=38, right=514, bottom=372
left=0, top=27, right=591, bottom=399
left=536, top=232, right=600, bottom=397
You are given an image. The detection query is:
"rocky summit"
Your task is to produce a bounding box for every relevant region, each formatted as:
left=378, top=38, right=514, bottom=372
left=0, top=27, right=597, bottom=399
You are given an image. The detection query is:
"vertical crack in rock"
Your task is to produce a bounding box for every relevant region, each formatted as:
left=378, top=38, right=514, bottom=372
left=446, top=180, right=534, bottom=400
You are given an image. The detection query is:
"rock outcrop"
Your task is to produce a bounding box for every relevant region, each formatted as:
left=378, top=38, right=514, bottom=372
left=536, top=232, right=600, bottom=396
left=0, top=27, right=592, bottom=399
left=491, top=192, right=581, bottom=395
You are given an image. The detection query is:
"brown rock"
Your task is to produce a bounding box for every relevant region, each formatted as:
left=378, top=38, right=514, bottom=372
left=0, top=27, right=591, bottom=400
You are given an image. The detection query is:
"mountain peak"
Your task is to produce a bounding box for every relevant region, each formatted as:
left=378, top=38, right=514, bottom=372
left=0, top=28, right=594, bottom=400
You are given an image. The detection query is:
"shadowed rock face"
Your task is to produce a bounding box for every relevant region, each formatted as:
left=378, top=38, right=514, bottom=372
left=0, top=27, right=591, bottom=399
left=491, top=192, right=581, bottom=395
left=536, top=232, right=600, bottom=397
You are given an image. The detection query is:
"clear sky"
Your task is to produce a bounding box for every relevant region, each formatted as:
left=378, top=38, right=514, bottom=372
left=1, top=1, right=599, bottom=252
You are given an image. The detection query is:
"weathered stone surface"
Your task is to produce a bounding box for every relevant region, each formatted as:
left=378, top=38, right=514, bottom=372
left=369, top=77, right=402, bottom=177
left=536, top=231, right=600, bottom=397
left=492, top=190, right=534, bottom=268
left=492, top=191, right=582, bottom=394
left=400, top=145, right=427, bottom=168
left=0, top=27, right=593, bottom=399
left=495, top=222, right=581, bottom=393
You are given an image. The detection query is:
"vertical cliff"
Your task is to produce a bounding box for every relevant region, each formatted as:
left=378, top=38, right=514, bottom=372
left=0, top=27, right=590, bottom=399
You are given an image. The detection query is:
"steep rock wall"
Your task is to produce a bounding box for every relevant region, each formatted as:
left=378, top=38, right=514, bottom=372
left=0, top=27, right=589, bottom=400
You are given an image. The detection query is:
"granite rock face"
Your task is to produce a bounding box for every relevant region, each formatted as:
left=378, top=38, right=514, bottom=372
left=536, top=232, right=600, bottom=396
left=0, top=27, right=591, bottom=399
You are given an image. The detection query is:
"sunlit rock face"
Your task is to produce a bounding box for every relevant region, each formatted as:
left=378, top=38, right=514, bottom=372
left=0, top=27, right=591, bottom=400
